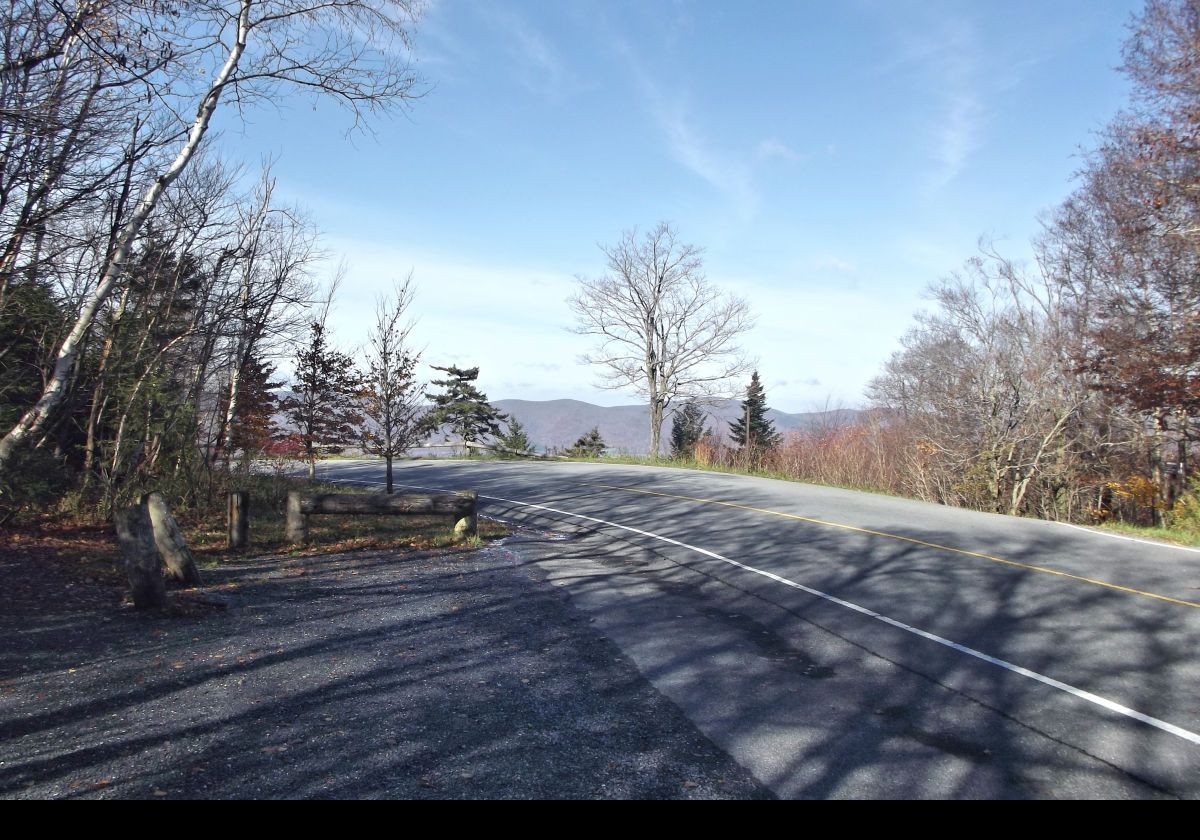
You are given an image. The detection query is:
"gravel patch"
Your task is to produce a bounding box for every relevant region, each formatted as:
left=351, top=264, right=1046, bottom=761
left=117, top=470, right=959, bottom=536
left=0, top=531, right=771, bottom=799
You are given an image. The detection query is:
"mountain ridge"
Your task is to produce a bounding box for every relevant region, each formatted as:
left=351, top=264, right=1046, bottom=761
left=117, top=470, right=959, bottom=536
left=493, top=397, right=861, bottom=455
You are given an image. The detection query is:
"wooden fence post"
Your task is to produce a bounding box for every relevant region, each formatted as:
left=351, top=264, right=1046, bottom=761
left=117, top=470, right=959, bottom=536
left=228, top=490, right=249, bottom=550
left=286, top=490, right=307, bottom=544
left=115, top=502, right=167, bottom=610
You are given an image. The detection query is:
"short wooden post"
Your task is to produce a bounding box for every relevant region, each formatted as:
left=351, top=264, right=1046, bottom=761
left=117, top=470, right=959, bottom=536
left=228, top=490, right=249, bottom=550
left=286, top=490, right=307, bottom=545
left=453, top=490, right=478, bottom=539
left=115, top=502, right=167, bottom=610
left=142, top=492, right=201, bottom=585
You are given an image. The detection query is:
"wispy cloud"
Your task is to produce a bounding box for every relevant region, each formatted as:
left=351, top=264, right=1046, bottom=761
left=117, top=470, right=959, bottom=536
left=921, top=19, right=983, bottom=192
left=610, top=36, right=760, bottom=218
left=878, top=14, right=985, bottom=193
left=812, top=255, right=857, bottom=274
left=756, top=138, right=806, bottom=164
left=658, top=103, right=759, bottom=216
left=484, top=9, right=585, bottom=103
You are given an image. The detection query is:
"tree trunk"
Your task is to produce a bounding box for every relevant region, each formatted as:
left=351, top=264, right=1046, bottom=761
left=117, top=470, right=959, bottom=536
left=386, top=455, right=394, bottom=494
left=648, top=397, right=664, bottom=457
left=0, top=0, right=253, bottom=478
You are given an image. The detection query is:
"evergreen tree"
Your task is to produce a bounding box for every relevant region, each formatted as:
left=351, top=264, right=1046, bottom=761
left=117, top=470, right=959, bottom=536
left=229, top=354, right=284, bottom=457
left=729, top=371, right=781, bottom=453
left=280, top=321, right=365, bottom=481
left=669, top=402, right=706, bottom=459
left=567, top=426, right=607, bottom=457
left=422, top=365, right=507, bottom=445
left=497, top=416, right=533, bottom=456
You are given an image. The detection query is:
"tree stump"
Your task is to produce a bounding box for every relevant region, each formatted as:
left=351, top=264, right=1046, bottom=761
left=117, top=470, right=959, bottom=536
left=453, top=490, right=478, bottom=538
left=228, top=490, right=249, bottom=550
left=143, top=492, right=201, bottom=585
left=115, top=503, right=167, bottom=610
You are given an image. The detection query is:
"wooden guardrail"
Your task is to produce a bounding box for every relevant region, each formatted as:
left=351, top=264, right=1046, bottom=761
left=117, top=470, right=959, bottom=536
left=285, top=490, right=478, bottom=545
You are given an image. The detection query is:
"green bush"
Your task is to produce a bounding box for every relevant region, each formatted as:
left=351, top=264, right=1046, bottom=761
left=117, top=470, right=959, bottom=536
left=0, top=447, right=73, bottom=524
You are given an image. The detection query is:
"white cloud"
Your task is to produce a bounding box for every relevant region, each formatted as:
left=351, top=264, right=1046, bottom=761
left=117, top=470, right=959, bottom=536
left=608, top=35, right=759, bottom=218
left=812, top=256, right=857, bottom=274
left=485, top=9, right=585, bottom=102
left=657, top=104, right=758, bottom=215
left=317, top=237, right=635, bottom=405
left=756, top=137, right=806, bottom=164
left=876, top=14, right=985, bottom=193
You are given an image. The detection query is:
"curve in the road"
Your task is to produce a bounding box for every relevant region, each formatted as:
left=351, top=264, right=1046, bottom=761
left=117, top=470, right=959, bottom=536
left=329, top=469, right=1200, bottom=749
left=586, top=481, right=1200, bottom=610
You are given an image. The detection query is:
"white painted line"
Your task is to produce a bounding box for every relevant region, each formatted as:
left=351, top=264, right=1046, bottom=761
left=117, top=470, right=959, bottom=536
left=327, top=474, right=1200, bottom=747
left=1054, top=521, right=1200, bottom=555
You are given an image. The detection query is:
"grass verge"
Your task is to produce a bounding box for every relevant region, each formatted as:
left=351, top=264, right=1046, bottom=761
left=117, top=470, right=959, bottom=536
left=1091, top=521, right=1200, bottom=548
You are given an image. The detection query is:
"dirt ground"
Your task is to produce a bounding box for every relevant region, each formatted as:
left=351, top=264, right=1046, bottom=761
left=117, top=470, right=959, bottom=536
left=0, top=527, right=772, bottom=799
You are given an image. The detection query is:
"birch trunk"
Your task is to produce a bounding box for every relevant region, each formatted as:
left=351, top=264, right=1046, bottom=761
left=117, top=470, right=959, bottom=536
left=0, top=0, right=253, bottom=477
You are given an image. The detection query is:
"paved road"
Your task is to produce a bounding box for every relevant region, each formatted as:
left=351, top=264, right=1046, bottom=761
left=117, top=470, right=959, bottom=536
left=310, top=458, right=1200, bottom=798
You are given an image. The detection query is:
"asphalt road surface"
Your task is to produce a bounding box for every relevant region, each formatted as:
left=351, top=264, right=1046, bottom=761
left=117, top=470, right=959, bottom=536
left=307, top=458, right=1200, bottom=799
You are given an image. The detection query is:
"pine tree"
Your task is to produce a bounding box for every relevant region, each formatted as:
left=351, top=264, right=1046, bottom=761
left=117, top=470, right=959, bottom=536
left=669, top=402, right=706, bottom=459
left=229, top=354, right=284, bottom=458
left=422, top=365, right=507, bottom=446
left=567, top=426, right=607, bottom=457
left=280, top=321, right=365, bottom=481
left=497, top=417, right=533, bottom=456
left=729, top=371, right=781, bottom=454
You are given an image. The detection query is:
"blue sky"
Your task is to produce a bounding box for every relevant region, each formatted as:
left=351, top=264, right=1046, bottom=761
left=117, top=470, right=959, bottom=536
left=219, top=0, right=1140, bottom=412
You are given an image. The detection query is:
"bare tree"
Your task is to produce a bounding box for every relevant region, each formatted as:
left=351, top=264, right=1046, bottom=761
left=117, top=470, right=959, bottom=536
left=362, top=273, right=423, bottom=493
left=213, top=169, right=321, bottom=466
left=568, top=222, right=754, bottom=456
left=0, top=0, right=423, bottom=476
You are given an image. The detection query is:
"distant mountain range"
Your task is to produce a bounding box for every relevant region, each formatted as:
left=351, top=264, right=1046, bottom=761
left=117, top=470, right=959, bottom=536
left=493, top=398, right=862, bottom=455
left=273, top=391, right=861, bottom=456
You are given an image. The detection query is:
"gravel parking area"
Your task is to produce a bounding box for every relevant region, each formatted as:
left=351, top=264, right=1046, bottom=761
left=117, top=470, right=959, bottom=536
left=0, top=529, right=771, bottom=799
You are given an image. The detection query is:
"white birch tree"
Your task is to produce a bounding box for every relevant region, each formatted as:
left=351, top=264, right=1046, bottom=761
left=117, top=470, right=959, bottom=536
left=0, top=0, right=423, bottom=476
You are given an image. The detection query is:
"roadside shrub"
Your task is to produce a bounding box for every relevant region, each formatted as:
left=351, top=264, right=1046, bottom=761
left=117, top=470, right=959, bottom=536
left=1166, top=477, right=1200, bottom=536
left=0, top=447, right=73, bottom=524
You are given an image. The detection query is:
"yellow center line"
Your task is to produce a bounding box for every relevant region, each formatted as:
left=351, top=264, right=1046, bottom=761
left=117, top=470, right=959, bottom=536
left=589, top=482, right=1200, bottom=610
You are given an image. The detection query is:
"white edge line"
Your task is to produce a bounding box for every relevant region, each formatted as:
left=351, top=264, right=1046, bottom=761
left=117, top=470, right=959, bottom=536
left=1054, top=520, right=1200, bottom=555
left=325, top=475, right=1200, bottom=748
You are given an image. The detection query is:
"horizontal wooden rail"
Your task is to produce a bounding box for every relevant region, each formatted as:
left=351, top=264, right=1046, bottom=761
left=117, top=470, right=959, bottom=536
left=286, top=490, right=478, bottom=544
